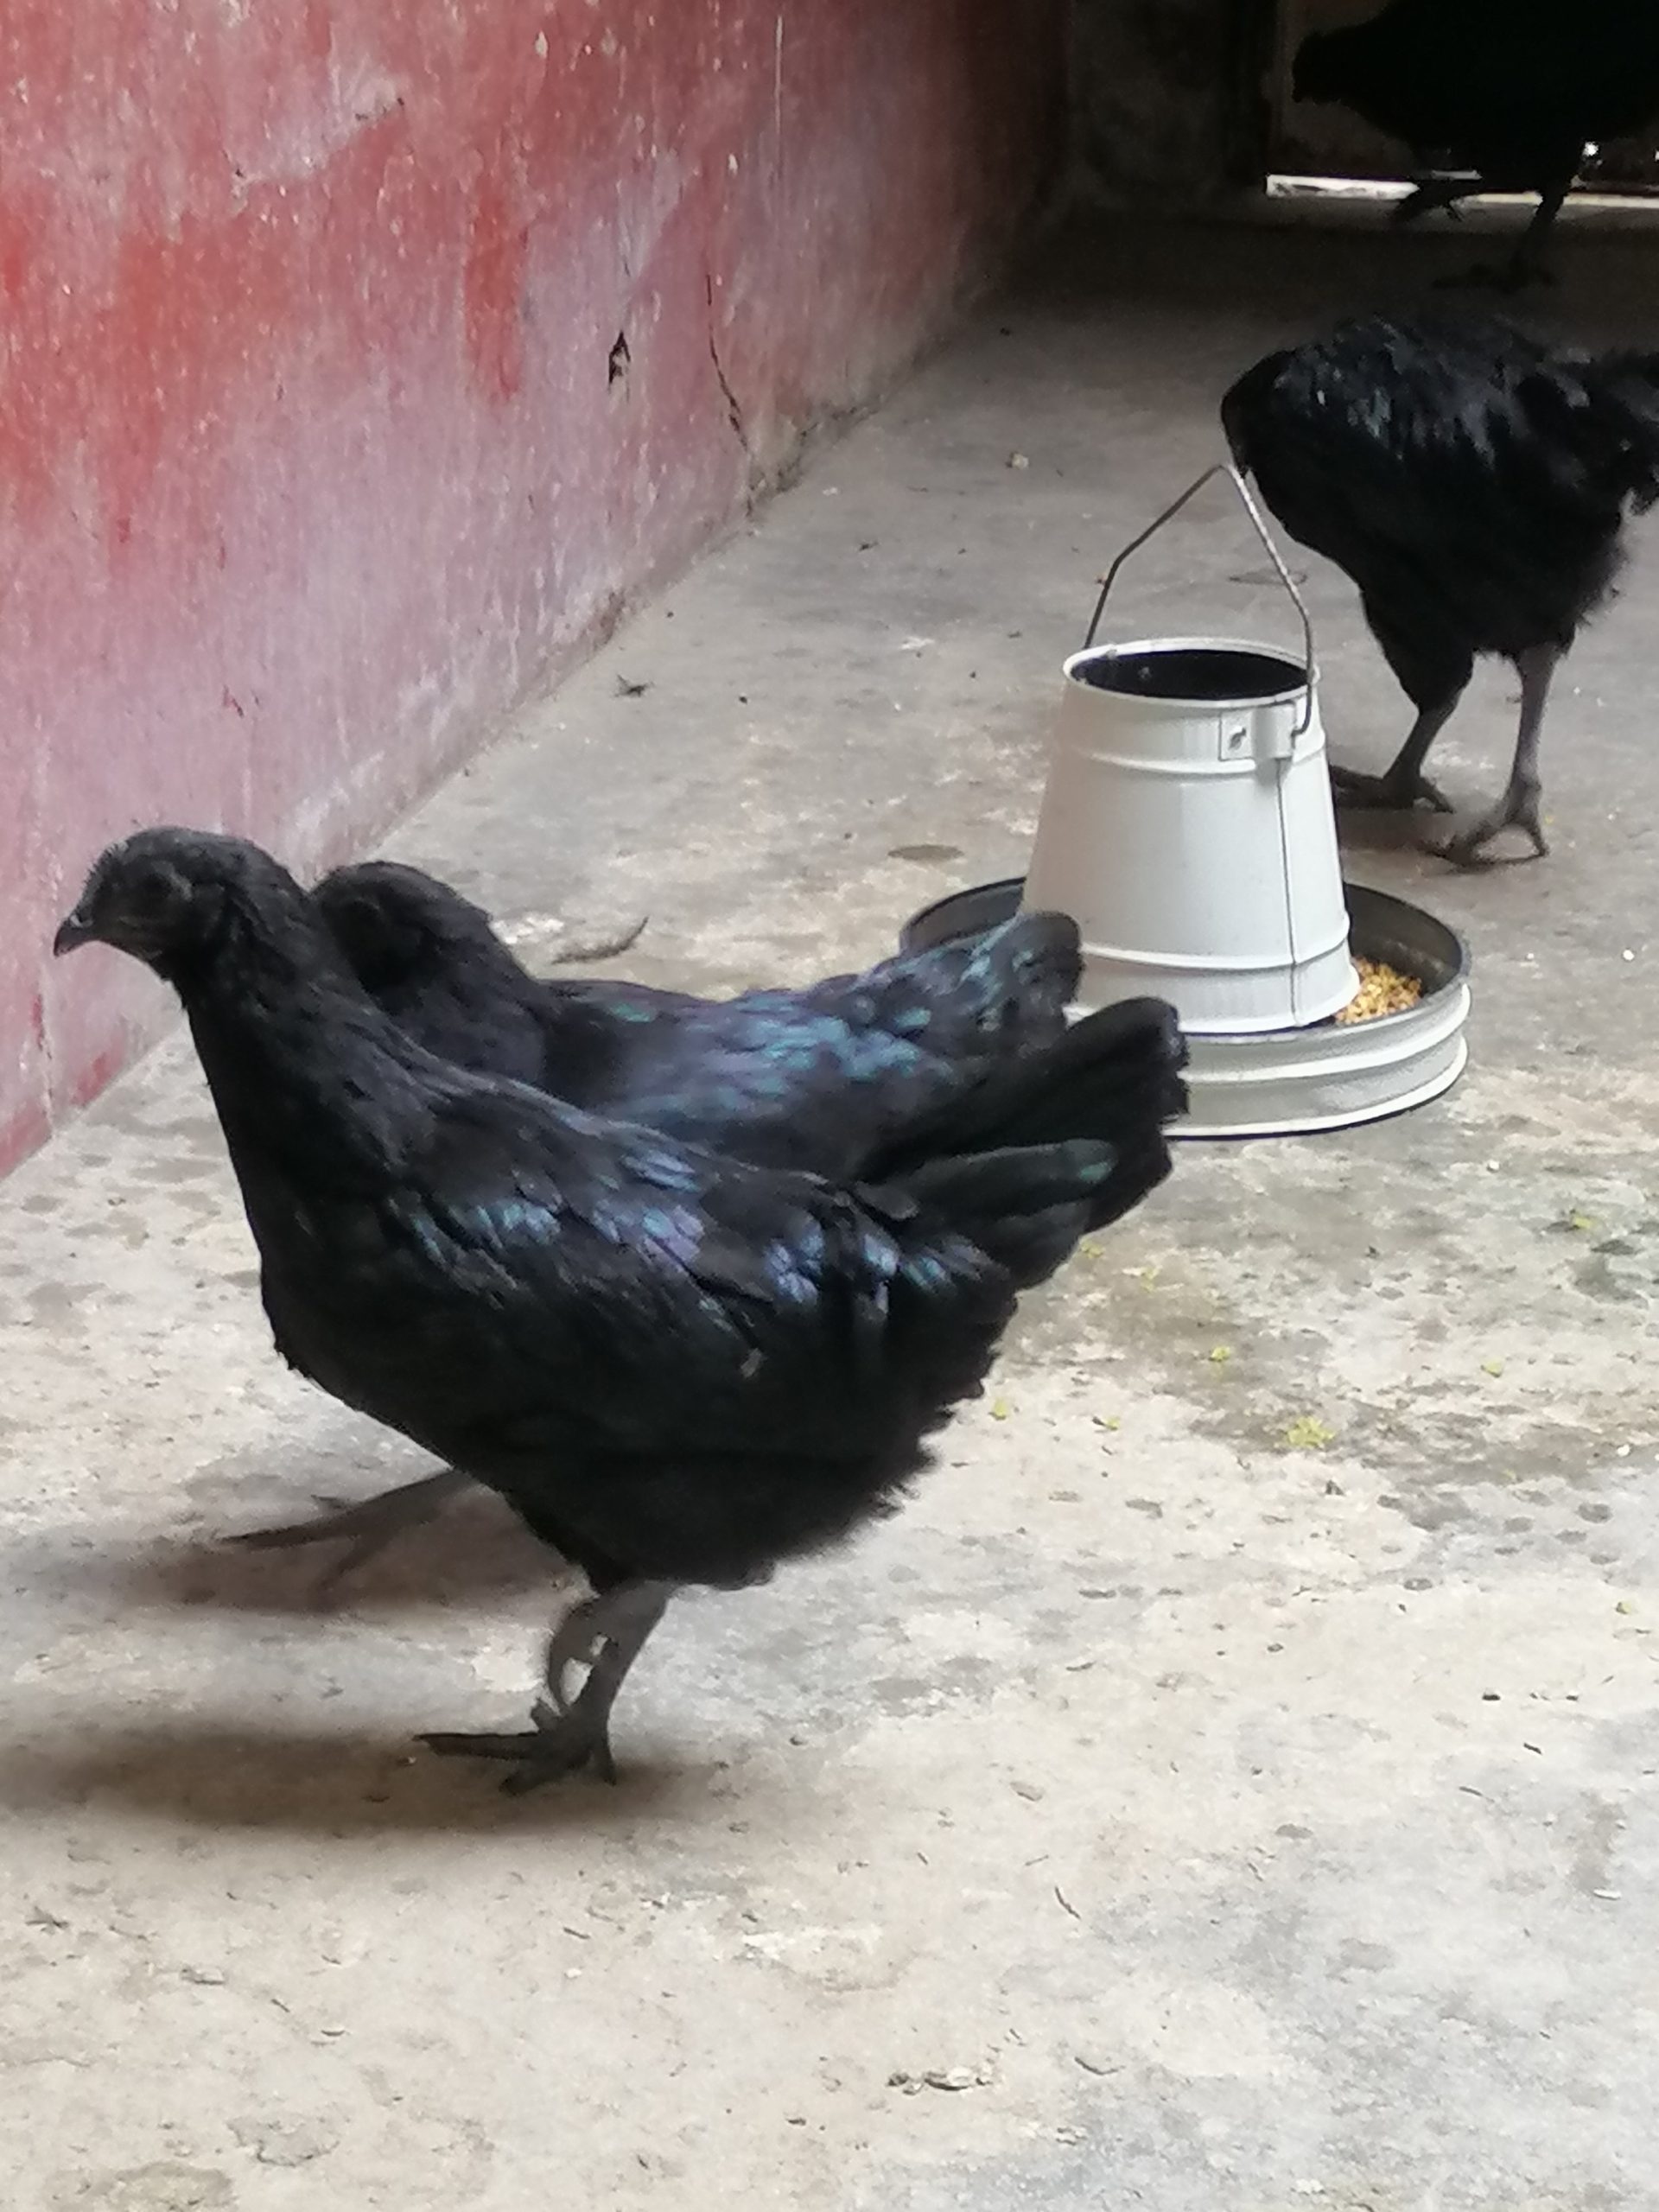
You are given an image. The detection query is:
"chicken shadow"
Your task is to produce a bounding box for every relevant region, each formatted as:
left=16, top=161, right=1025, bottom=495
left=0, top=1719, right=725, bottom=1836
left=1333, top=798, right=1545, bottom=870
left=1331, top=797, right=1445, bottom=861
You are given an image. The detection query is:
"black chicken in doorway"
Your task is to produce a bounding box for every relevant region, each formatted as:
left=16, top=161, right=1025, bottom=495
left=1222, top=312, right=1659, bottom=862
left=1293, top=0, right=1659, bottom=289
left=54, top=830, right=1185, bottom=1789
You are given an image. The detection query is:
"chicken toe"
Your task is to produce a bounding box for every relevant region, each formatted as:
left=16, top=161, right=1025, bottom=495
left=423, top=1580, right=674, bottom=1791
left=422, top=1705, right=619, bottom=1792
left=1331, top=763, right=1453, bottom=815
left=1435, top=785, right=1549, bottom=866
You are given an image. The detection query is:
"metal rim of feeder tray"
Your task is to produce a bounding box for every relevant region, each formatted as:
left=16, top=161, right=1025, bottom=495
left=899, top=877, right=1471, bottom=1141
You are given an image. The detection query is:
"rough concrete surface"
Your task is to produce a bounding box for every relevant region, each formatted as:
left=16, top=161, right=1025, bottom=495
left=3, top=218, right=1657, bottom=2209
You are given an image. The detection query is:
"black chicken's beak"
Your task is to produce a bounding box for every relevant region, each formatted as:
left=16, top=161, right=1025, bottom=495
left=53, top=908, right=97, bottom=957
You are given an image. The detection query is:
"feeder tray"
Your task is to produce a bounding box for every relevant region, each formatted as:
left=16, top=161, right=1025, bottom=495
left=899, top=877, right=1470, bottom=1140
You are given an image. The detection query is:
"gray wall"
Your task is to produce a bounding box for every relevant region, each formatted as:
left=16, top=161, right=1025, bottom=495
left=1071, top=0, right=1268, bottom=206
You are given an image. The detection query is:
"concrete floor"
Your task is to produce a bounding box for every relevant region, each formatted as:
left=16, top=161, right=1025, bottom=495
left=5, top=217, right=1659, bottom=2210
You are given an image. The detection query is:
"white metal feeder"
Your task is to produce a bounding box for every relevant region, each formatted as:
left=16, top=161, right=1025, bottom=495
left=898, top=464, right=1472, bottom=1138
left=1023, top=464, right=1357, bottom=1033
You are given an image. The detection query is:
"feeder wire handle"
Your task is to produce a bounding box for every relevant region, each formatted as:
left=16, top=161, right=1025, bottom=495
left=1084, top=462, right=1317, bottom=738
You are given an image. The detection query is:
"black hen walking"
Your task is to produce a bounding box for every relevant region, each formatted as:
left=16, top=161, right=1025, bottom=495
left=315, top=859, right=1084, bottom=1173
left=1294, top=0, right=1659, bottom=289
left=1223, top=313, right=1659, bottom=862
left=244, top=861, right=1085, bottom=1575
left=56, top=830, right=1185, bottom=1789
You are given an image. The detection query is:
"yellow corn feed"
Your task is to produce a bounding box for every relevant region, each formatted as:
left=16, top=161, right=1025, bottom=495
left=1335, top=957, right=1422, bottom=1025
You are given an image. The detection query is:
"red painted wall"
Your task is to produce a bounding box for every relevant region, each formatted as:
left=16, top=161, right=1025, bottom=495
left=0, top=0, right=1065, bottom=1171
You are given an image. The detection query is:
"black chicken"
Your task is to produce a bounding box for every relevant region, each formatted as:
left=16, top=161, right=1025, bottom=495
left=55, top=830, right=1185, bottom=1789
left=315, top=859, right=1084, bottom=1172
left=240, top=860, right=1087, bottom=1575
left=1222, top=313, right=1659, bottom=862
left=1294, top=0, right=1659, bottom=289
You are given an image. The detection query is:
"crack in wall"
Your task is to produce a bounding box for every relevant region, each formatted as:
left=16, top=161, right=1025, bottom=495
left=705, top=272, right=750, bottom=461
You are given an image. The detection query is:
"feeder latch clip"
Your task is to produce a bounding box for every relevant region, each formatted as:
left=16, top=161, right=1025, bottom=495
left=1222, top=711, right=1296, bottom=766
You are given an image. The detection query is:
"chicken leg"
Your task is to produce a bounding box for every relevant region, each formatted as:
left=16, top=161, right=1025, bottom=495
left=232, top=1468, right=470, bottom=1589
left=422, top=1579, right=675, bottom=1793
left=1453, top=179, right=1573, bottom=292
left=1331, top=690, right=1460, bottom=817
left=1395, top=175, right=1478, bottom=227
left=1502, top=180, right=1572, bottom=289
left=1436, top=644, right=1555, bottom=865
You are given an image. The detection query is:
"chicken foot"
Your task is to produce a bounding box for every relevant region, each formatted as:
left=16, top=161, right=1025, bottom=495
left=1436, top=644, right=1555, bottom=865
left=1394, top=175, right=1478, bottom=227
left=1331, top=691, right=1460, bottom=817
left=422, top=1579, right=675, bottom=1792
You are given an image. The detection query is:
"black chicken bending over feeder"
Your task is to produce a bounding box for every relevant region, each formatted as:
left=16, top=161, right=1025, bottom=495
left=1223, top=312, right=1659, bottom=864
